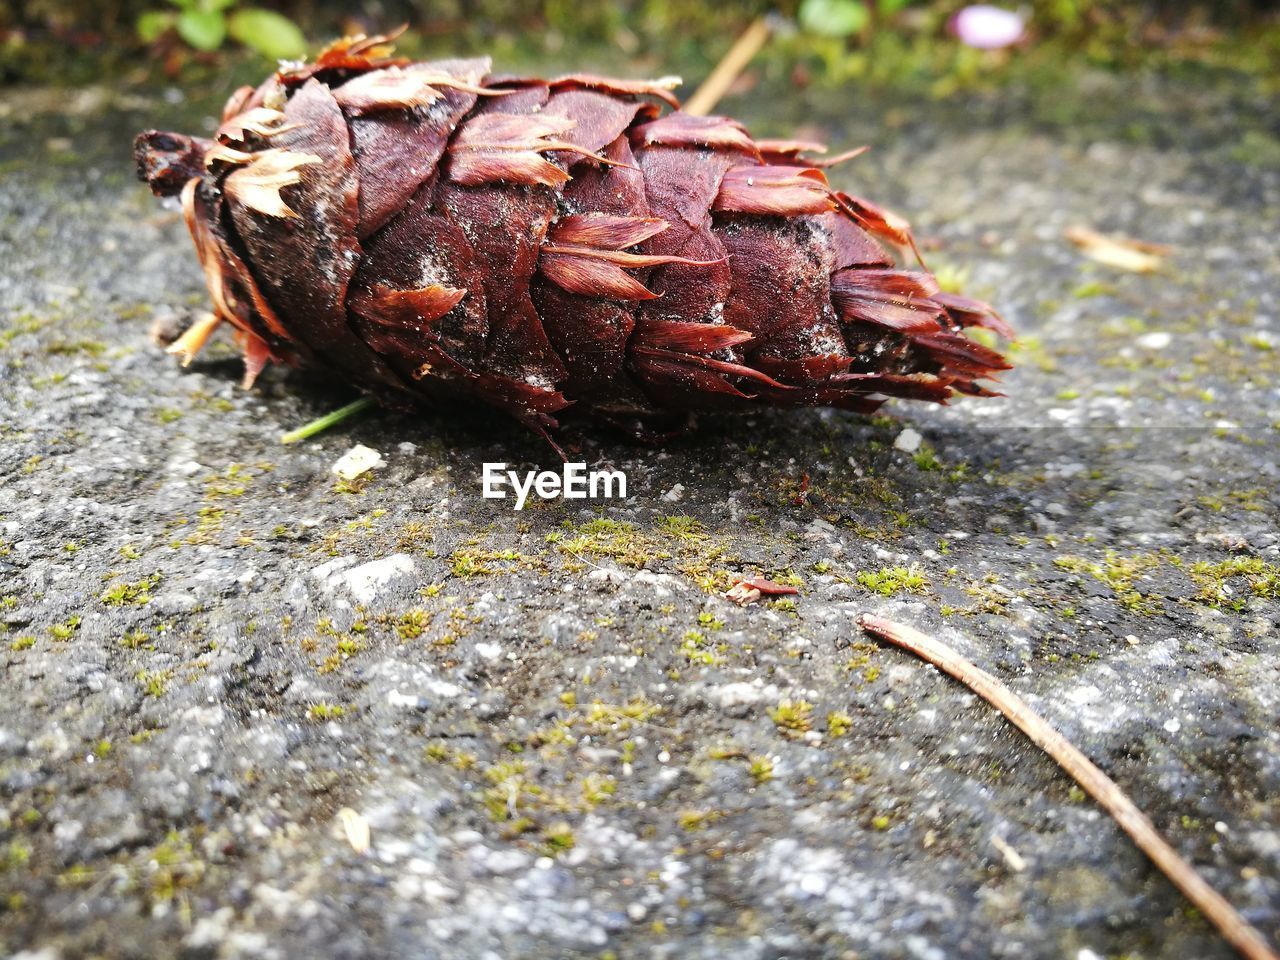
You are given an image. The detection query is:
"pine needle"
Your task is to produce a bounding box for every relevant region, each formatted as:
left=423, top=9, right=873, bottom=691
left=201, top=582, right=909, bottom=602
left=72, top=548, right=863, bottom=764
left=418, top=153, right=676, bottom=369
left=684, top=16, right=772, bottom=117
left=857, top=613, right=1278, bottom=960
left=280, top=396, right=377, bottom=445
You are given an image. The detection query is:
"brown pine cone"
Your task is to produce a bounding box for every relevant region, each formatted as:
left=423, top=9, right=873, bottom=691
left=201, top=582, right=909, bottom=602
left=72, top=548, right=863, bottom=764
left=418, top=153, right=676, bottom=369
left=135, top=32, right=1011, bottom=450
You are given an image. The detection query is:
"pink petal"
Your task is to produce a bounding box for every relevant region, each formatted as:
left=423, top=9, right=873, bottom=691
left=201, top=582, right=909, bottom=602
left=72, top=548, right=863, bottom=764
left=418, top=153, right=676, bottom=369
left=950, top=5, right=1027, bottom=50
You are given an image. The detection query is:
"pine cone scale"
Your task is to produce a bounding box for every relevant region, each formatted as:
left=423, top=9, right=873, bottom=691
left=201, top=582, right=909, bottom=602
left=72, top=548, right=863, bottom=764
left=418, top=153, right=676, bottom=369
left=348, top=75, right=483, bottom=238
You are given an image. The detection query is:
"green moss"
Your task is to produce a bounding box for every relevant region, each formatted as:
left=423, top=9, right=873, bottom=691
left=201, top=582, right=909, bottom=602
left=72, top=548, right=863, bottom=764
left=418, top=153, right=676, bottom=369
left=856, top=565, right=929, bottom=596
left=49, top=616, right=82, bottom=641
left=204, top=462, right=251, bottom=498
left=1188, top=557, right=1280, bottom=608
left=678, top=809, right=723, bottom=831
left=395, top=608, right=431, bottom=640
left=142, top=832, right=206, bottom=907
left=333, top=476, right=371, bottom=495
left=1054, top=551, right=1161, bottom=613
left=1072, top=280, right=1114, bottom=299
left=1, top=839, right=32, bottom=872
left=9, top=635, right=36, bottom=652
left=554, top=515, right=733, bottom=591
left=748, top=756, right=775, bottom=784
left=45, top=338, right=107, bottom=358
left=929, top=261, right=969, bottom=294
left=0, top=313, right=50, bottom=351
left=770, top=569, right=805, bottom=588
left=191, top=392, right=234, bottom=414
left=580, top=774, right=616, bottom=806
left=583, top=698, right=661, bottom=732
left=100, top=573, right=161, bottom=607
left=120, top=629, right=149, bottom=649
left=912, top=445, right=942, bottom=471
left=397, top=520, right=435, bottom=551
left=136, top=669, right=172, bottom=698
left=768, top=699, right=814, bottom=736
left=556, top=518, right=659, bottom=567
left=308, top=702, right=348, bottom=721
left=1242, top=333, right=1274, bottom=352
left=826, top=711, right=853, bottom=737
left=678, top=629, right=723, bottom=666
left=1196, top=487, right=1267, bottom=514
left=960, top=576, right=1014, bottom=616
left=542, top=822, right=576, bottom=854
left=1230, top=129, right=1280, bottom=168
left=450, top=547, right=540, bottom=577
left=185, top=505, right=227, bottom=545
left=482, top=760, right=539, bottom=822
left=656, top=515, right=703, bottom=540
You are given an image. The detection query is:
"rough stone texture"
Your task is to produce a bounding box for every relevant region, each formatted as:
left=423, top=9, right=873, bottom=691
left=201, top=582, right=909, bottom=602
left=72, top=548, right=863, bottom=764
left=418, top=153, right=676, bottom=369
left=0, top=66, right=1277, bottom=960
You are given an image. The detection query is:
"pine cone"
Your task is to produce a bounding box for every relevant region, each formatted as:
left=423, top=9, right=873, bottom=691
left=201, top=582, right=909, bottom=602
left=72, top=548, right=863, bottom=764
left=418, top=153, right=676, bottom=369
left=135, top=32, right=1011, bottom=449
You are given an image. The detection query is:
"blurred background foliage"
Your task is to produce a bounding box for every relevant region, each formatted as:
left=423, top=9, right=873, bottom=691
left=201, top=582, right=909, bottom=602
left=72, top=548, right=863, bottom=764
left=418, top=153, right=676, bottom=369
left=1, top=0, right=1278, bottom=91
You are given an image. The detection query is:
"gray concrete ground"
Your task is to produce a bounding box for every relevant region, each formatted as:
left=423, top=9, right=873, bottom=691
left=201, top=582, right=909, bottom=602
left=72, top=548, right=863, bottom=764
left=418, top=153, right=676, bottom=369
left=0, top=64, right=1278, bottom=959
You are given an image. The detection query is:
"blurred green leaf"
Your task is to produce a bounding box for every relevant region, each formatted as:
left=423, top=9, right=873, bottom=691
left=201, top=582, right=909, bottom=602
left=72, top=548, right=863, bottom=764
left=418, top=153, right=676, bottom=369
left=201, top=0, right=239, bottom=11
left=136, top=10, right=176, bottom=43
left=879, top=0, right=915, bottom=13
left=798, top=0, right=870, bottom=38
left=228, top=8, right=308, bottom=60
left=176, top=8, right=226, bottom=51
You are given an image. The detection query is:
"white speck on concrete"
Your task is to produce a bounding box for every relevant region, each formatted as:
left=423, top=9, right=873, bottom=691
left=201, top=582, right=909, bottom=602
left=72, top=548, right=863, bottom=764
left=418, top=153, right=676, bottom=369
left=894, top=428, right=923, bottom=453
left=323, top=554, right=417, bottom=604
left=1137, top=331, right=1172, bottom=349
left=332, top=444, right=386, bottom=480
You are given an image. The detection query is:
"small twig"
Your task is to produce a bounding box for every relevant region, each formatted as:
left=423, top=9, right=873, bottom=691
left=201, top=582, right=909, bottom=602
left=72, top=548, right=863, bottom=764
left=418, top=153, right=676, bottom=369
left=683, top=16, right=772, bottom=117
left=280, top=396, right=377, bottom=445
left=857, top=614, right=1278, bottom=960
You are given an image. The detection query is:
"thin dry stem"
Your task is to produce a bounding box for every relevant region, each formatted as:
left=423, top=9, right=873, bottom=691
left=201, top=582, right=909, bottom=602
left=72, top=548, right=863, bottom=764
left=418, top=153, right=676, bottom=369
left=857, top=613, right=1278, bottom=960
left=683, top=16, right=772, bottom=117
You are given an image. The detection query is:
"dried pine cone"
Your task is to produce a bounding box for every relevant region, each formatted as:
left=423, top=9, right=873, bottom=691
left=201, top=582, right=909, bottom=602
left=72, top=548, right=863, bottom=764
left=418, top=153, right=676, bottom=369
left=135, top=32, right=1011, bottom=450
